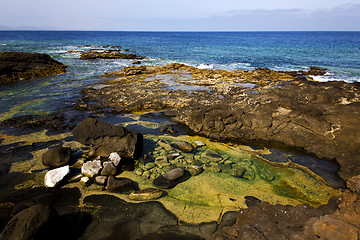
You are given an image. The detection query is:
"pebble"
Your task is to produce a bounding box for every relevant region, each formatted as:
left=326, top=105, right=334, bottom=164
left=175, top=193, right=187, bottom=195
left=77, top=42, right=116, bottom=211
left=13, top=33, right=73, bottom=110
left=192, top=141, right=205, bottom=147
left=95, top=176, right=108, bottom=185
left=135, top=168, right=144, bottom=176
left=80, top=176, right=91, bottom=186
left=101, top=161, right=117, bottom=176
left=167, top=152, right=180, bottom=160
left=82, top=160, right=102, bottom=178
left=128, top=188, right=164, bottom=201
left=144, top=162, right=156, bottom=170
left=44, top=165, right=71, bottom=188
left=153, top=167, right=187, bottom=189
left=243, top=171, right=256, bottom=180
left=68, top=173, right=83, bottom=183
left=201, top=150, right=223, bottom=162
left=203, top=164, right=221, bottom=173
left=172, top=141, right=195, bottom=153
left=186, top=165, right=203, bottom=176
left=142, top=171, right=151, bottom=179
left=229, top=167, right=247, bottom=178
left=109, top=152, right=121, bottom=166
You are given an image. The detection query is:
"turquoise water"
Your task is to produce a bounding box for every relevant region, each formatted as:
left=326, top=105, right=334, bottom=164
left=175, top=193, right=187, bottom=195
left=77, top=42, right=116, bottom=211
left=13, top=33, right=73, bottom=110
left=1, top=31, right=360, bottom=120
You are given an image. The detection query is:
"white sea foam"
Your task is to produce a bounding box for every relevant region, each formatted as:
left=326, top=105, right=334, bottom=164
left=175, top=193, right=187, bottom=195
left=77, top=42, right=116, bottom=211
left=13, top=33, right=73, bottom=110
left=198, top=64, right=214, bottom=69
left=0, top=43, right=7, bottom=46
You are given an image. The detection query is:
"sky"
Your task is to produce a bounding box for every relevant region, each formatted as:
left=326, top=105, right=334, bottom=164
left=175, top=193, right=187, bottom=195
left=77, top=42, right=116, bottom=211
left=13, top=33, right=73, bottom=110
left=1, top=0, right=360, bottom=31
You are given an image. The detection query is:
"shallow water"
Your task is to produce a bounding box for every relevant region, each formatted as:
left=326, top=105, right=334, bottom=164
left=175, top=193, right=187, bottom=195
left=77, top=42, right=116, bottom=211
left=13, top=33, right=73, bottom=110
left=1, top=112, right=341, bottom=223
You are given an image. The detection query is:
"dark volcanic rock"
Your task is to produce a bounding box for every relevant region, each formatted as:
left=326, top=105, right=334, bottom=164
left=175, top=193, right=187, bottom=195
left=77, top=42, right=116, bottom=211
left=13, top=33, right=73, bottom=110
left=78, top=64, right=360, bottom=179
left=106, top=176, right=134, bottom=192
left=211, top=198, right=338, bottom=240
left=42, top=146, right=72, bottom=168
left=72, top=118, right=143, bottom=159
left=0, top=114, right=70, bottom=131
left=100, top=161, right=117, bottom=176
left=0, top=51, right=67, bottom=84
left=0, top=204, right=57, bottom=240
left=80, top=51, right=143, bottom=60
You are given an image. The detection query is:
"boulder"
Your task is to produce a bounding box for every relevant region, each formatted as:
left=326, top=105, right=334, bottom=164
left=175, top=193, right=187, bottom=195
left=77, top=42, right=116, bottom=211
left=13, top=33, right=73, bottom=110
left=0, top=204, right=57, bottom=240
left=0, top=51, right=67, bottom=84
left=44, top=165, right=71, bottom=188
left=153, top=168, right=187, bottom=189
left=128, top=188, right=164, bottom=201
left=106, top=176, right=134, bottom=192
left=42, top=146, right=72, bottom=168
left=72, top=118, right=143, bottom=159
left=81, top=160, right=102, bottom=178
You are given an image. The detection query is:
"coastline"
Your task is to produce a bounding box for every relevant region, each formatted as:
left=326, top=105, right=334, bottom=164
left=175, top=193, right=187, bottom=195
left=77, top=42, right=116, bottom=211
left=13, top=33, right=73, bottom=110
left=1, top=32, right=360, bottom=239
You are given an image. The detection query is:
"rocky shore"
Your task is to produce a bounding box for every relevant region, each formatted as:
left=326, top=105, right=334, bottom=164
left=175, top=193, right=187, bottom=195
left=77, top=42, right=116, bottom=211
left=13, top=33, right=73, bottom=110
left=78, top=63, right=360, bottom=180
left=1, top=61, right=360, bottom=239
left=0, top=51, right=67, bottom=84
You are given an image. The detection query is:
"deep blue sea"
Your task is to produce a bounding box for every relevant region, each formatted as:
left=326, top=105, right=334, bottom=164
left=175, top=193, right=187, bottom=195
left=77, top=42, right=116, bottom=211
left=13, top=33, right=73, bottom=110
left=1, top=31, right=360, bottom=121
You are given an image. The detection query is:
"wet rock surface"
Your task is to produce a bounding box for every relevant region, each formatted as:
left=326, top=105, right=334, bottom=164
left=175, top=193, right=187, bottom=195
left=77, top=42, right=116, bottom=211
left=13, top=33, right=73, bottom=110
left=0, top=204, right=57, bottom=240
left=78, top=64, right=360, bottom=180
left=212, top=175, right=360, bottom=240
left=0, top=51, right=67, bottom=84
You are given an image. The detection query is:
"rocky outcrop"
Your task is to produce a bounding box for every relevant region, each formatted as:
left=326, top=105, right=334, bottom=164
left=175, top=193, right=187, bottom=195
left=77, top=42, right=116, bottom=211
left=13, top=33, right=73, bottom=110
left=0, top=51, right=67, bottom=84
left=212, top=175, right=360, bottom=240
left=176, top=80, right=360, bottom=180
left=72, top=118, right=143, bottom=159
left=80, top=50, right=143, bottom=60
left=78, top=64, right=360, bottom=180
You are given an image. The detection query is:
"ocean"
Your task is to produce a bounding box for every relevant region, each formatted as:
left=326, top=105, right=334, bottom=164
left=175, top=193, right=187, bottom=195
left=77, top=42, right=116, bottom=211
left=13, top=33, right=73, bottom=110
left=0, top=31, right=360, bottom=121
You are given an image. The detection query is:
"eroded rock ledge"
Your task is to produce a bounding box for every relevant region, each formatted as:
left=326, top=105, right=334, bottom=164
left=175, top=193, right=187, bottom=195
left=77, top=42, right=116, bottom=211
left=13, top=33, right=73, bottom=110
left=78, top=64, right=360, bottom=180
left=0, top=51, right=67, bottom=84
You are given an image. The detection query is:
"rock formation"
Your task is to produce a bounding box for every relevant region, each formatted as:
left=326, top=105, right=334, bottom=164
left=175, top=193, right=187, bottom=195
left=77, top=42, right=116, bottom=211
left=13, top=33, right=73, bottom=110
left=0, top=51, right=67, bottom=84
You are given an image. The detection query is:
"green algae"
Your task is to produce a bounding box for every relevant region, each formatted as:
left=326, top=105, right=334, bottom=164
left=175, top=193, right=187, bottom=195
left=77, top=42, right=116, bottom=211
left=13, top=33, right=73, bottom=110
left=1, top=114, right=341, bottom=224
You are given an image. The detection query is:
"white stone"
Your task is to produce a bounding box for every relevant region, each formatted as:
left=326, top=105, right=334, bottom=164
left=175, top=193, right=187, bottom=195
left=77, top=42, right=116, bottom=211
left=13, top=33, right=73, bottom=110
left=44, top=165, right=71, bottom=188
left=81, top=160, right=102, bottom=178
left=80, top=176, right=91, bottom=186
left=192, top=141, right=205, bottom=147
left=95, top=176, right=108, bottom=185
left=109, top=152, right=121, bottom=166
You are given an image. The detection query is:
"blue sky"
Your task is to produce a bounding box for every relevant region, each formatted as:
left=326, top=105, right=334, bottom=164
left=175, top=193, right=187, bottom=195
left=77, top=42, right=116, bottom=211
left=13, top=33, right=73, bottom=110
left=1, top=0, right=360, bottom=30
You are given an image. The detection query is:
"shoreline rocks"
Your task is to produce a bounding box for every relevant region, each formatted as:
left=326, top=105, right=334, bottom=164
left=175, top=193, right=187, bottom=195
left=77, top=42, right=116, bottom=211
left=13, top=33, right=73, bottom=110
left=80, top=51, right=143, bottom=60
left=0, top=51, right=67, bottom=84
left=72, top=118, right=143, bottom=159
left=77, top=64, right=360, bottom=180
